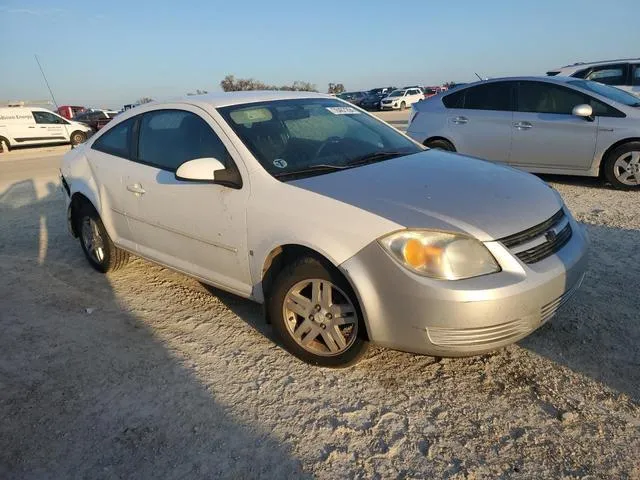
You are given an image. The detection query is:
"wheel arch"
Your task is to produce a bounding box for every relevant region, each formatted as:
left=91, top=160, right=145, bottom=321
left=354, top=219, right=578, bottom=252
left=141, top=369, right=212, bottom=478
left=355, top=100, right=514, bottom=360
left=258, top=243, right=371, bottom=340
left=68, top=192, right=97, bottom=237
left=598, top=137, right=640, bottom=175
left=423, top=136, right=457, bottom=151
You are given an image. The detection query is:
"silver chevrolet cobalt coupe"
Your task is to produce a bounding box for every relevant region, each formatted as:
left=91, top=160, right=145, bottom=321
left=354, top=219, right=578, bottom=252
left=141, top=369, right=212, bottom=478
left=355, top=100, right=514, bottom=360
left=61, top=92, right=589, bottom=367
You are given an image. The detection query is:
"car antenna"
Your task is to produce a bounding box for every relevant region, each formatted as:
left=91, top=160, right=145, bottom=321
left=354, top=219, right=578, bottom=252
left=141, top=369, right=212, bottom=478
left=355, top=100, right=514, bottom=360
left=34, top=54, right=60, bottom=111
left=474, top=72, right=484, bottom=81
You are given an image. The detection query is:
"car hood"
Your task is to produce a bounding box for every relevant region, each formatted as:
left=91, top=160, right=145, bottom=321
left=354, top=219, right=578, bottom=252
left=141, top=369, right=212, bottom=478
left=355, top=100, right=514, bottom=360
left=290, top=150, right=563, bottom=241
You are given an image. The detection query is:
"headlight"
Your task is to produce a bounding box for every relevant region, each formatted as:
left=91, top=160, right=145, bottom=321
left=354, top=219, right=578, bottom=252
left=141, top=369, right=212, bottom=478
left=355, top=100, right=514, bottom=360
left=378, top=230, right=500, bottom=280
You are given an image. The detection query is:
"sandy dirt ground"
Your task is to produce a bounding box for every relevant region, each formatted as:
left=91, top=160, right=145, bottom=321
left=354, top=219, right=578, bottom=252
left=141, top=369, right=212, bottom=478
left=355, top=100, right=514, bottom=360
left=0, top=149, right=639, bottom=479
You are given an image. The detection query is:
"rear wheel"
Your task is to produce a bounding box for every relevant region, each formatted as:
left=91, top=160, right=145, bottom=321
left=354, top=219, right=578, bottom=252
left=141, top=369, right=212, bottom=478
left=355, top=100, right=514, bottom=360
left=425, top=138, right=456, bottom=152
left=70, top=130, right=86, bottom=146
left=603, top=142, right=640, bottom=190
left=268, top=256, right=369, bottom=367
left=76, top=203, right=129, bottom=273
left=400, top=101, right=406, bottom=111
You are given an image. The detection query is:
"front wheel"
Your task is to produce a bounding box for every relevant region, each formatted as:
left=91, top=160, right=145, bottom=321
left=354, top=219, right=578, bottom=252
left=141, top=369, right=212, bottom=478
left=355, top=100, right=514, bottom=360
left=399, top=101, right=406, bottom=111
left=268, top=256, right=369, bottom=367
left=603, top=142, right=640, bottom=190
left=70, top=131, right=87, bottom=146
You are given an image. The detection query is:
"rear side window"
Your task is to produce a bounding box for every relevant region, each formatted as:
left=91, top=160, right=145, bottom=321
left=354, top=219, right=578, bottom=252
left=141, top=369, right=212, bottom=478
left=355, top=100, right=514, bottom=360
left=92, top=117, right=135, bottom=159
left=138, top=110, right=232, bottom=171
left=442, top=90, right=465, bottom=108
left=584, top=64, right=627, bottom=85
left=463, top=82, right=513, bottom=111
left=633, top=65, right=640, bottom=86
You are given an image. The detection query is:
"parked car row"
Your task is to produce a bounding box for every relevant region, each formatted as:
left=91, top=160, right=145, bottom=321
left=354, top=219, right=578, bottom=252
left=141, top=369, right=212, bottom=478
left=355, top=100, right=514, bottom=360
left=339, top=84, right=452, bottom=111
left=407, top=75, right=640, bottom=189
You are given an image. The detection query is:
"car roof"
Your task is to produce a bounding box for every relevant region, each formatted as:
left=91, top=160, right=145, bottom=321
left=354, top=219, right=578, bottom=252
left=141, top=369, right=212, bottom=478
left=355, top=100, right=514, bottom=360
left=168, top=90, right=332, bottom=109
left=554, top=57, right=640, bottom=70
left=439, top=76, right=580, bottom=90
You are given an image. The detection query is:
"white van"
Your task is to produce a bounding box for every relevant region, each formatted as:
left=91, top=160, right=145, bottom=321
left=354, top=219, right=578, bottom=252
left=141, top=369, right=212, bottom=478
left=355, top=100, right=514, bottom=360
left=0, top=107, right=93, bottom=151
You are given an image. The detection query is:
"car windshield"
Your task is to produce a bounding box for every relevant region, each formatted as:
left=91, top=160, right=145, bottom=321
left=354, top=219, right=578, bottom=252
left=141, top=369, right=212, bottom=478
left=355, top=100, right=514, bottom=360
left=218, top=98, right=423, bottom=180
left=568, top=79, right=640, bottom=107
left=388, top=90, right=405, bottom=97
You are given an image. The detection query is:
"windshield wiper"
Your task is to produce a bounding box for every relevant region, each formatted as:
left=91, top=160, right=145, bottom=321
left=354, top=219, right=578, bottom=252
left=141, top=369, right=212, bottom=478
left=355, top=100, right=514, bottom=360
left=346, top=150, right=408, bottom=167
left=273, top=164, right=350, bottom=180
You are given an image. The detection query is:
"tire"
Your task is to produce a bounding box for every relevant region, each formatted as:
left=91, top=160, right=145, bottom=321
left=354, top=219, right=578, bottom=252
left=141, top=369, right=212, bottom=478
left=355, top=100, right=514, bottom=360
left=603, top=141, right=640, bottom=190
left=425, top=138, right=456, bottom=152
left=268, top=256, right=369, bottom=367
left=0, top=136, right=10, bottom=152
left=75, top=203, right=129, bottom=273
left=70, top=130, right=86, bottom=146
left=400, top=101, right=406, bottom=111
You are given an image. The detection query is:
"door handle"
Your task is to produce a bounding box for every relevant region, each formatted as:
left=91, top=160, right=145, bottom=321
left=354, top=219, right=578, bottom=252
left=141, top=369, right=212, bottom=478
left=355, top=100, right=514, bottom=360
left=126, top=183, right=146, bottom=195
left=514, top=121, right=533, bottom=130
left=451, top=116, right=468, bottom=125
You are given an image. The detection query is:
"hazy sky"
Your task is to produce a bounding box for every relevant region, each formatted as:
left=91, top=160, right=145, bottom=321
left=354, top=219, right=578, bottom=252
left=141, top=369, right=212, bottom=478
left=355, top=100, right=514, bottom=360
left=1, top=0, right=639, bottom=109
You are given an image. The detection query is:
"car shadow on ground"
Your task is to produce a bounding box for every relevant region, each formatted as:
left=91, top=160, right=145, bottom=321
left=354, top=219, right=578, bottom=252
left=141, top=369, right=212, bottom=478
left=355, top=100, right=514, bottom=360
left=0, top=180, right=309, bottom=479
left=520, top=222, right=640, bottom=401
left=537, top=173, right=614, bottom=190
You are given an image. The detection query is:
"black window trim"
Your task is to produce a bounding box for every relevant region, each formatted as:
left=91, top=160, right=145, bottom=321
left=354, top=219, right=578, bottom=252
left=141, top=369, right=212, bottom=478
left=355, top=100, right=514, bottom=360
left=94, top=108, right=244, bottom=189
left=515, top=80, right=626, bottom=118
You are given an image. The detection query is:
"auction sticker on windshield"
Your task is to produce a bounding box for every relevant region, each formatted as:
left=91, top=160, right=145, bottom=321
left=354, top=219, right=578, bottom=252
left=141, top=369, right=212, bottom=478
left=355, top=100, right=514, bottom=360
left=326, top=106, right=360, bottom=115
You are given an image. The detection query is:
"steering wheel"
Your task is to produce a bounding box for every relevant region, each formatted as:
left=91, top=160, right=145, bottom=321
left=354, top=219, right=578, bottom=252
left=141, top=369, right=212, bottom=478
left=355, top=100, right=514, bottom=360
left=312, top=136, right=343, bottom=161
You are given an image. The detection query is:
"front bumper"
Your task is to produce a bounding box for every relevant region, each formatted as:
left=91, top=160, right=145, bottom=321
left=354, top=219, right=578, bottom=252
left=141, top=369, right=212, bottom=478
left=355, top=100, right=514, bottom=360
left=340, top=215, right=589, bottom=357
left=380, top=103, right=399, bottom=110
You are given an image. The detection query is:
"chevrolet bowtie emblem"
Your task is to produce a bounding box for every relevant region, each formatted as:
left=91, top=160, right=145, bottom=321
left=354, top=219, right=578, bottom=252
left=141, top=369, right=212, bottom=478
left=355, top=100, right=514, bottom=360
left=545, top=229, right=557, bottom=243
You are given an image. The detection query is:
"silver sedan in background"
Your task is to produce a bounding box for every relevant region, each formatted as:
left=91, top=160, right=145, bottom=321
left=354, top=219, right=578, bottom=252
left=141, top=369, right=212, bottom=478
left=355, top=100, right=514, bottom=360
left=407, top=76, right=640, bottom=189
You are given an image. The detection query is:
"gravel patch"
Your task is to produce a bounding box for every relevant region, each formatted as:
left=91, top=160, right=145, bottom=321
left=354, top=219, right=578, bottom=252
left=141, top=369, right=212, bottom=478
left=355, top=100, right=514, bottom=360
left=0, top=174, right=638, bottom=479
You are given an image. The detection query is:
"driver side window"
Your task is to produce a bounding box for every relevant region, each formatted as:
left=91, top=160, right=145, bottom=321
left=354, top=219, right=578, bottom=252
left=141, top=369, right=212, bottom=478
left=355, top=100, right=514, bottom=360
left=32, top=111, right=66, bottom=125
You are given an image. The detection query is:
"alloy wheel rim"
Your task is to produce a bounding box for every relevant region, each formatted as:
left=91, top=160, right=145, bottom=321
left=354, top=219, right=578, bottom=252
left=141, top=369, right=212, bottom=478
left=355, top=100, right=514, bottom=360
left=282, top=279, right=358, bottom=356
left=613, top=151, right=640, bottom=186
left=81, top=217, right=105, bottom=264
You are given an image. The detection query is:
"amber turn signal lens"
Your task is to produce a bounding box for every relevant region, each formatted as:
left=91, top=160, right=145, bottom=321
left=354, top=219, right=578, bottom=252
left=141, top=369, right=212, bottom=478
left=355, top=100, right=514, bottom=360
left=402, top=238, right=426, bottom=268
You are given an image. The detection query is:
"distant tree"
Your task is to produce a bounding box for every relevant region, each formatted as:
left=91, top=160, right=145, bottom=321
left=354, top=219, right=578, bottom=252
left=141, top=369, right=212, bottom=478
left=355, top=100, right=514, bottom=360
left=220, top=75, right=317, bottom=92
left=136, top=96, right=154, bottom=105
left=328, top=83, right=345, bottom=94
left=186, top=89, right=209, bottom=96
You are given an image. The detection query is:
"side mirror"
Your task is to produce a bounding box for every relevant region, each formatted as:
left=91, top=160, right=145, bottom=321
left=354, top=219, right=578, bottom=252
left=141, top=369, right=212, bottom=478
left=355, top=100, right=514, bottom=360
left=175, top=157, right=226, bottom=182
left=572, top=104, right=594, bottom=121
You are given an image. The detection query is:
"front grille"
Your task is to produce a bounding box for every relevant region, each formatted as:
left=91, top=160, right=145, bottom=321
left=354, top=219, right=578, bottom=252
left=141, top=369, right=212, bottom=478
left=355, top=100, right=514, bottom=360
left=498, top=209, right=573, bottom=264
left=516, top=223, right=572, bottom=264
left=500, top=209, right=564, bottom=248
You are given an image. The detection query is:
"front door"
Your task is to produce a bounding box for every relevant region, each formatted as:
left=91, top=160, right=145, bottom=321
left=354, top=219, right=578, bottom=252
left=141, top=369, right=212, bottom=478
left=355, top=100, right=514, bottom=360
left=124, top=107, right=252, bottom=296
left=31, top=110, right=69, bottom=143
left=509, top=81, right=597, bottom=171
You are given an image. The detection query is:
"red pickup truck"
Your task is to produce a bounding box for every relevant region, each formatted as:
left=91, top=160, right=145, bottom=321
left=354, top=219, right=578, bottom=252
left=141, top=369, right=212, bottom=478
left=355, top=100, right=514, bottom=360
left=57, top=105, right=86, bottom=119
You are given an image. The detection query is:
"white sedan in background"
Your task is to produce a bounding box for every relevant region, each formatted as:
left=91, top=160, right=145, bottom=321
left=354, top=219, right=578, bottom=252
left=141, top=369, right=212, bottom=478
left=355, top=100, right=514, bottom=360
left=380, top=88, right=424, bottom=110
left=60, top=91, right=588, bottom=367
